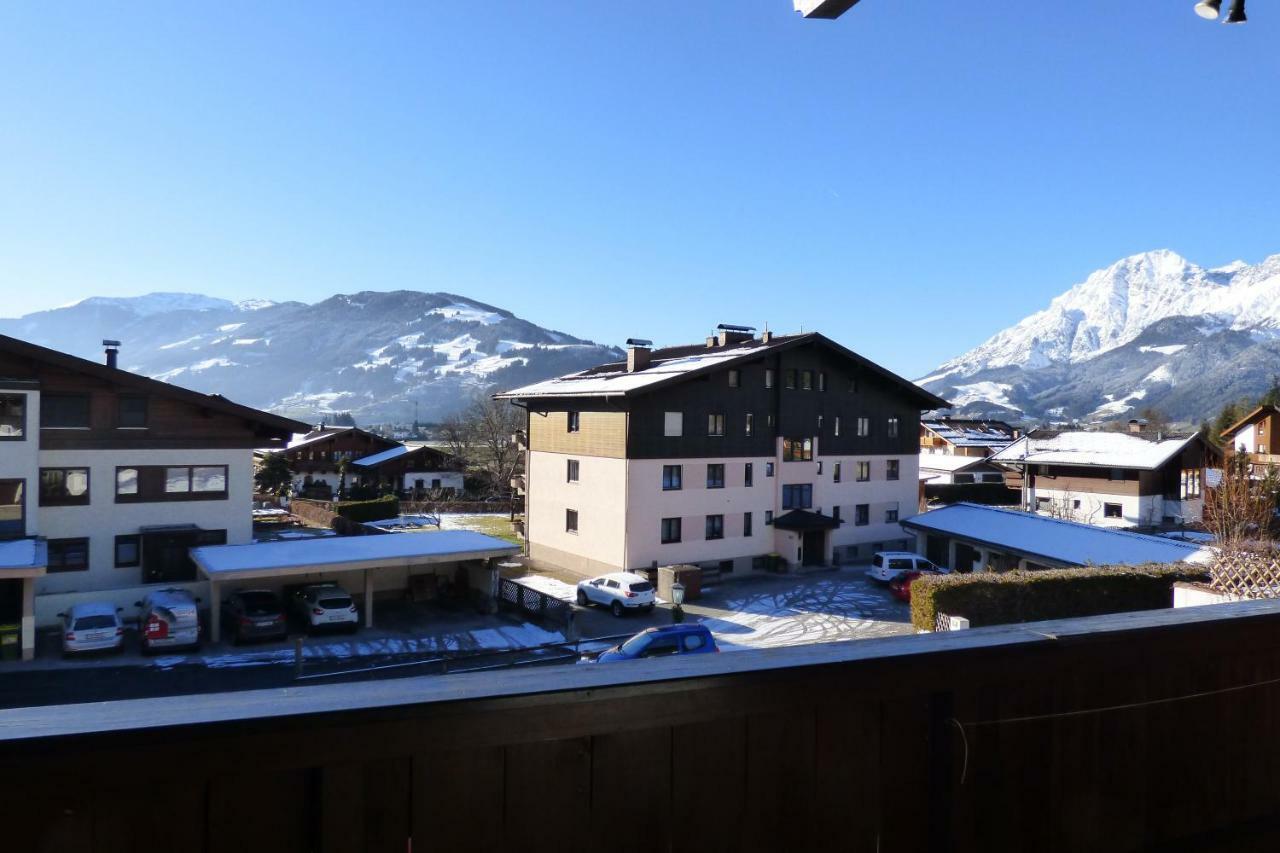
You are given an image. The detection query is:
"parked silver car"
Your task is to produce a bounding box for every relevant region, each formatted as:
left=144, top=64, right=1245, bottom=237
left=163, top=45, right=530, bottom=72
left=135, top=588, right=201, bottom=653
left=59, top=602, right=125, bottom=655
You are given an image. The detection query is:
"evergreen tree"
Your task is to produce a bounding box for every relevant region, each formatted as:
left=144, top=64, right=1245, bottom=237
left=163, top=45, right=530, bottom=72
left=254, top=454, right=294, bottom=496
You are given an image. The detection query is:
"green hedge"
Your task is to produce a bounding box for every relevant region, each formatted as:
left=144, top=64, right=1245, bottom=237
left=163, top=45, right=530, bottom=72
left=910, top=563, right=1211, bottom=632
left=334, top=494, right=400, bottom=523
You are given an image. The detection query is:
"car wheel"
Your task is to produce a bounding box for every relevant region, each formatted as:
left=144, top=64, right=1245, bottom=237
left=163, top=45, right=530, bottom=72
left=611, top=601, right=623, bottom=617
left=577, top=590, right=589, bottom=606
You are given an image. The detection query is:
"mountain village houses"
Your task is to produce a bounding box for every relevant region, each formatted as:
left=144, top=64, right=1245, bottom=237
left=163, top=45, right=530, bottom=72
left=276, top=425, right=465, bottom=499
left=918, top=418, right=1018, bottom=486
left=989, top=423, right=1218, bottom=528
left=496, top=326, right=948, bottom=577
left=0, top=335, right=512, bottom=660
left=1219, top=404, right=1280, bottom=475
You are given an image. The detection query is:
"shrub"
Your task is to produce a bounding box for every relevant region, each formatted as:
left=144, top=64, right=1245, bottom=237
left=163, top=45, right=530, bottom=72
left=334, top=494, right=400, bottom=523
left=910, top=563, right=1211, bottom=632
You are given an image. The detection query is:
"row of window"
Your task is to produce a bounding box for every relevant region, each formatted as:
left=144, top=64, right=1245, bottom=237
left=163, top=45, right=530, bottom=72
left=46, top=529, right=227, bottom=574
left=0, top=392, right=149, bottom=437
left=565, top=505, right=897, bottom=541
left=648, top=459, right=899, bottom=492
left=35, top=465, right=229, bottom=506
left=660, top=412, right=900, bottom=440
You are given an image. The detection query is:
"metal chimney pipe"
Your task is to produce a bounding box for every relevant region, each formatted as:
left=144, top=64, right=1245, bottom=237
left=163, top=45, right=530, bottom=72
left=102, top=339, right=121, bottom=370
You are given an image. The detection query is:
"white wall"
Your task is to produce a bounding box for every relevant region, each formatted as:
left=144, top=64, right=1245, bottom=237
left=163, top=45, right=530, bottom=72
left=624, top=456, right=776, bottom=570
left=526, top=450, right=627, bottom=574
left=403, top=471, right=465, bottom=492
left=1030, top=487, right=1162, bottom=528
left=35, top=448, right=254, bottom=598
left=0, top=389, right=38, bottom=536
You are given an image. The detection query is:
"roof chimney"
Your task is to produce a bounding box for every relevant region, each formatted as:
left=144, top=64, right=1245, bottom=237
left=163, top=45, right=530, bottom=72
left=761, top=330, right=773, bottom=343
left=626, top=338, right=653, bottom=373
left=716, top=323, right=756, bottom=346
left=103, top=339, right=121, bottom=370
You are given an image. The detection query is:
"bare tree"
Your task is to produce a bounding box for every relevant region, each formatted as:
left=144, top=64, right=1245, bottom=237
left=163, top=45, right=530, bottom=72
left=439, top=410, right=476, bottom=463
left=451, top=395, right=523, bottom=496
left=1204, top=453, right=1280, bottom=549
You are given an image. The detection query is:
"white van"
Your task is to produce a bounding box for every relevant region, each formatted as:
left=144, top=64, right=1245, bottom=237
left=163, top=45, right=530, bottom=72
left=136, top=588, right=201, bottom=653
left=868, top=552, right=947, bottom=583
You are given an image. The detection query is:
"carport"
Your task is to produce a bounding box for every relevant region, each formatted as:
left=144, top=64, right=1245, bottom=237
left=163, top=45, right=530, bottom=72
left=191, top=531, right=519, bottom=642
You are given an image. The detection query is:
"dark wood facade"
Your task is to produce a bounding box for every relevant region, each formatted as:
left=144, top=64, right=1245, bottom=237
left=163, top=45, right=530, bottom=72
left=283, top=428, right=399, bottom=475
left=522, top=336, right=935, bottom=460
left=0, top=336, right=302, bottom=450
left=1027, top=438, right=1215, bottom=500
left=8, top=599, right=1280, bottom=851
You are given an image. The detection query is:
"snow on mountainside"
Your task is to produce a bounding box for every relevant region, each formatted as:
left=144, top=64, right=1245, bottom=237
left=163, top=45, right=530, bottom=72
left=919, top=251, right=1280, bottom=424
left=0, top=291, right=620, bottom=421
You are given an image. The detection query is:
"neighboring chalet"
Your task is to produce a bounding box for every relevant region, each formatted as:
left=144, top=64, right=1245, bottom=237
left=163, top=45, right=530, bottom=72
left=920, top=418, right=1018, bottom=458
left=276, top=427, right=465, bottom=499
left=1219, top=405, right=1280, bottom=475
left=495, top=325, right=947, bottom=577
left=278, top=426, right=398, bottom=498
left=0, top=335, right=306, bottom=659
left=990, top=426, right=1218, bottom=528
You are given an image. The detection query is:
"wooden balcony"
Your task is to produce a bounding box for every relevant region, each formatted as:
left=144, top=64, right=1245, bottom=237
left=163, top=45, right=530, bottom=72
left=7, top=600, right=1280, bottom=850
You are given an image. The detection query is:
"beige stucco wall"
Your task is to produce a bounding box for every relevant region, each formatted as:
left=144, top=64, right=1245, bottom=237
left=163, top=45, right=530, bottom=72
left=525, top=449, right=627, bottom=574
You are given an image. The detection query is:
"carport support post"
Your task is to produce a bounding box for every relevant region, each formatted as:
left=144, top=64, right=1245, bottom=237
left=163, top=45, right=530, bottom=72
left=363, top=569, right=373, bottom=628
left=20, top=577, right=35, bottom=662
left=209, top=579, right=221, bottom=643
left=948, top=539, right=959, bottom=572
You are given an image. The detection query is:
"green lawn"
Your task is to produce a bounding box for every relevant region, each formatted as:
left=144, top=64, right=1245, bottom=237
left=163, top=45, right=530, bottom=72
left=442, top=513, right=522, bottom=546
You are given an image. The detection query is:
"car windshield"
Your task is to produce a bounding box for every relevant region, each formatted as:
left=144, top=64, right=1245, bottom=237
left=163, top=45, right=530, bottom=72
left=73, top=615, right=115, bottom=630
left=628, top=581, right=653, bottom=593
left=619, top=632, right=653, bottom=656
left=240, top=593, right=279, bottom=614
left=319, top=596, right=352, bottom=610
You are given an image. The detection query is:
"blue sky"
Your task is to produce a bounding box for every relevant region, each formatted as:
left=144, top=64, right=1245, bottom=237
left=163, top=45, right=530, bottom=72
left=1, top=1, right=1277, bottom=378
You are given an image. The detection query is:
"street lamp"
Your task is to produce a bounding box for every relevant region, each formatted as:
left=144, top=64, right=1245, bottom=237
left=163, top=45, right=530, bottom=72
left=671, top=582, right=686, bottom=624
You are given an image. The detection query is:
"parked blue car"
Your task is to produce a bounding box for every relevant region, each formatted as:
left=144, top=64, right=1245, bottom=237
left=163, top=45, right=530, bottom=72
left=587, top=624, right=719, bottom=663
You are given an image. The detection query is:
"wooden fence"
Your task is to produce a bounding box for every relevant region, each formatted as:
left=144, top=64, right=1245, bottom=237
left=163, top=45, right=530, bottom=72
left=8, top=599, right=1280, bottom=851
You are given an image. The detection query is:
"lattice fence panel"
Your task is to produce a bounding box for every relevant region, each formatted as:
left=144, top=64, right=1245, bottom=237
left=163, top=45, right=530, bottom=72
left=1210, top=551, right=1280, bottom=600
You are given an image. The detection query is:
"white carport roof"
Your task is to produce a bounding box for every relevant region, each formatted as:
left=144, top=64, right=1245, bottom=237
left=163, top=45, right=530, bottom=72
left=0, top=539, right=47, bottom=578
left=192, top=530, right=519, bottom=582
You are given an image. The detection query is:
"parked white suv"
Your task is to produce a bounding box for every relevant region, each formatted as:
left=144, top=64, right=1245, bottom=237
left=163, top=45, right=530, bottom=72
left=868, top=552, right=948, bottom=583
left=576, top=572, right=656, bottom=617
left=60, top=602, right=125, bottom=655
left=292, top=583, right=359, bottom=632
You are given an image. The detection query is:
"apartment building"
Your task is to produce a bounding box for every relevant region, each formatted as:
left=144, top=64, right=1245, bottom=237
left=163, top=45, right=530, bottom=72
left=0, top=335, right=304, bottom=656
left=990, top=427, right=1217, bottom=528
left=495, top=326, right=947, bottom=577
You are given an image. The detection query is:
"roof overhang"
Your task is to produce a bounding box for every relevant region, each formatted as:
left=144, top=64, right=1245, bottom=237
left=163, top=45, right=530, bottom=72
left=794, top=0, right=864, bottom=18
left=772, top=509, right=841, bottom=531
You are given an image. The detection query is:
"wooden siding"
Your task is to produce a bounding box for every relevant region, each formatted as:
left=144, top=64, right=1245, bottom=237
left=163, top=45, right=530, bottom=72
left=528, top=409, right=627, bottom=458
left=10, top=600, right=1280, bottom=850
left=0, top=353, right=293, bottom=450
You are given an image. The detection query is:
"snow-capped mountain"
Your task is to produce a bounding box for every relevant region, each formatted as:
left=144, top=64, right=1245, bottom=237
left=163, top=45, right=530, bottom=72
left=0, top=291, right=621, bottom=421
left=918, top=250, right=1280, bottom=423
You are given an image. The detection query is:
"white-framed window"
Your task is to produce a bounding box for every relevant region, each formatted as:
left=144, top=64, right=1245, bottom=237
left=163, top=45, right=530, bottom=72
left=664, top=411, right=683, bottom=437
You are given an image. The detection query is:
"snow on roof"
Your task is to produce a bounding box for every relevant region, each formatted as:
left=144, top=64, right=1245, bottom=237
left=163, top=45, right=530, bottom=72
left=921, top=420, right=1017, bottom=449
left=193, top=530, right=518, bottom=578
left=989, top=431, right=1198, bottom=470
left=352, top=444, right=412, bottom=467
left=495, top=345, right=758, bottom=399
left=0, top=538, right=46, bottom=573
left=286, top=427, right=354, bottom=450
left=918, top=454, right=996, bottom=473
left=901, top=503, right=1212, bottom=567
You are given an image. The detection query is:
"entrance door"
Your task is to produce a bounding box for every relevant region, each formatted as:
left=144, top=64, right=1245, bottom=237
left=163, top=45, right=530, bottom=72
left=802, top=530, right=825, bottom=566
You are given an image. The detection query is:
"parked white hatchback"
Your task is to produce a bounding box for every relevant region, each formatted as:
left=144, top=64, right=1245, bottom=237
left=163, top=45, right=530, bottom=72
left=868, top=551, right=948, bottom=583
left=291, top=583, right=360, bottom=633
left=576, top=572, right=656, bottom=617
left=60, top=602, right=125, bottom=655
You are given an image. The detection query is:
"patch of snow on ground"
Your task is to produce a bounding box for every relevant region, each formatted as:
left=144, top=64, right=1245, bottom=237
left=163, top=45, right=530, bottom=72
left=158, top=334, right=204, bottom=350
left=1143, top=364, right=1173, bottom=384
left=189, top=357, right=236, bottom=372
left=232, top=338, right=261, bottom=346
left=699, top=579, right=909, bottom=651
left=949, top=381, right=1021, bottom=411
left=432, top=334, right=482, bottom=362
left=1091, top=389, right=1148, bottom=417
left=217, top=322, right=245, bottom=332
left=429, top=304, right=502, bottom=325
left=1138, top=344, right=1187, bottom=355
left=512, top=575, right=579, bottom=603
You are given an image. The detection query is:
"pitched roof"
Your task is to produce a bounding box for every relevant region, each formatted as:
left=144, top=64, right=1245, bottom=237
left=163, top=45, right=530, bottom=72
left=900, top=503, right=1212, bottom=567
left=0, top=335, right=306, bottom=437
left=921, top=419, right=1018, bottom=449
left=494, top=332, right=948, bottom=409
left=918, top=454, right=1001, bottom=474
left=989, top=430, right=1201, bottom=471
left=286, top=427, right=356, bottom=451
left=1220, top=405, right=1280, bottom=439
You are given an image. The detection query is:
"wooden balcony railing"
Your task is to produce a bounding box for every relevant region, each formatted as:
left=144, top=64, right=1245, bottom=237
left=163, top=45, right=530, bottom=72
left=8, top=600, right=1280, bottom=851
